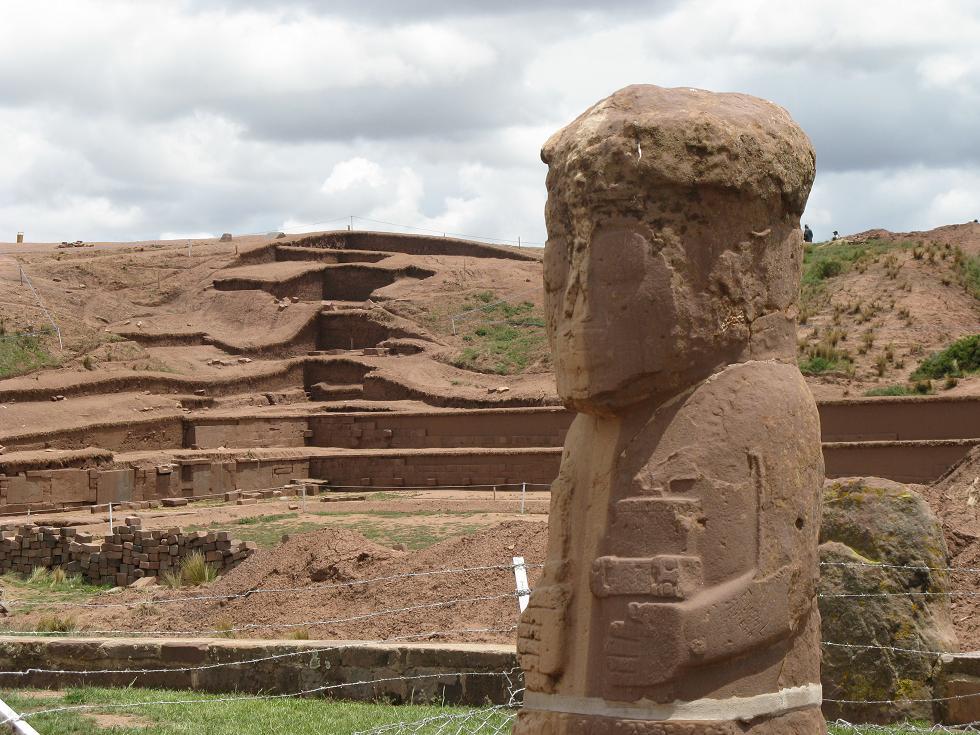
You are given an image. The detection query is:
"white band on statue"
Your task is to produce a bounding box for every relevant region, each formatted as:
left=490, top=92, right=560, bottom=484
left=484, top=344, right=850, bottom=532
left=523, top=684, right=822, bottom=722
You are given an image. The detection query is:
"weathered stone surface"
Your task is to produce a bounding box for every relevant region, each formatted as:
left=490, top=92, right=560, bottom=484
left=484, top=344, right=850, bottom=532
left=0, top=636, right=516, bottom=705
left=819, top=476, right=957, bottom=724
left=0, top=519, right=253, bottom=585
left=936, top=652, right=980, bottom=724
left=517, top=84, right=823, bottom=734
left=540, top=84, right=815, bottom=412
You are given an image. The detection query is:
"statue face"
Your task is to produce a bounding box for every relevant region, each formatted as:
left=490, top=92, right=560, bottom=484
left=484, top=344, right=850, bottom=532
left=544, top=224, right=685, bottom=413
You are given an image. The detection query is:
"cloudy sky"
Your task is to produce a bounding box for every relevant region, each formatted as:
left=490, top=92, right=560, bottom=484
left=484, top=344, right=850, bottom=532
left=1, top=0, right=978, bottom=245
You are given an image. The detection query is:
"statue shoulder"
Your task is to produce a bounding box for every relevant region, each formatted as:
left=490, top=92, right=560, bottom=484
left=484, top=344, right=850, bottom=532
left=688, top=360, right=819, bottom=432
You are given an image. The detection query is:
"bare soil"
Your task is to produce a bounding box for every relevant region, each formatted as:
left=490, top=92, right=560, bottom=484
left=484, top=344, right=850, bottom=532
left=13, top=517, right=548, bottom=644
left=802, top=222, right=980, bottom=399
left=919, top=447, right=980, bottom=649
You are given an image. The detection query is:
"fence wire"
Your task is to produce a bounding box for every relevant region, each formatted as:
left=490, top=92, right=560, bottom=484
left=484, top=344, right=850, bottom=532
left=1, top=668, right=524, bottom=728
left=4, top=526, right=980, bottom=731
left=2, top=561, right=543, bottom=611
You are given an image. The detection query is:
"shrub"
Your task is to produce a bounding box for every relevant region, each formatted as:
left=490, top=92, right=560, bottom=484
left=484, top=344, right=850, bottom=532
left=179, top=551, right=218, bottom=586
left=815, top=259, right=843, bottom=280
left=215, top=618, right=236, bottom=638
left=28, top=567, right=52, bottom=585
left=799, top=355, right=834, bottom=374
left=160, top=569, right=183, bottom=589
left=865, top=385, right=914, bottom=397
left=0, top=333, right=58, bottom=379
left=287, top=629, right=311, bottom=640
left=875, top=354, right=889, bottom=377
left=911, top=335, right=980, bottom=380
left=37, top=615, right=77, bottom=633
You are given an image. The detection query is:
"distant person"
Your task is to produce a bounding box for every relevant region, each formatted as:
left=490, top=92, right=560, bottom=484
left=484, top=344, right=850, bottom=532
left=832, top=230, right=839, bottom=241
left=803, top=224, right=813, bottom=243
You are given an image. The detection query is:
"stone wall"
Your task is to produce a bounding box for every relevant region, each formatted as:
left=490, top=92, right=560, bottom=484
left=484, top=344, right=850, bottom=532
left=0, top=416, right=184, bottom=453
left=0, top=519, right=254, bottom=586
left=310, top=408, right=569, bottom=450
left=0, top=456, right=311, bottom=512
left=185, top=418, right=311, bottom=450
left=0, top=636, right=518, bottom=705
left=823, top=439, right=980, bottom=484
left=820, top=395, right=980, bottom=442
left=311, top=448, right=561, bottom=488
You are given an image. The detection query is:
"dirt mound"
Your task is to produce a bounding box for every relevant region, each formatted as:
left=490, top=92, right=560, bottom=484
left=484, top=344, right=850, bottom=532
left=798, top=222, right=980, bottom=400
left=919, top=447, right=980, bottom=648
left=68, top=521, right=547, bottom=644
left=922, top=446, right=980, bottom=549
left=218, top=527, right=401, bottom=590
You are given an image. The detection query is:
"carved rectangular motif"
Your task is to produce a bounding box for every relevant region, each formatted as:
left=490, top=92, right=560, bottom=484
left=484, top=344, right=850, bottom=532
left=591, top=555, right=702, bottom=599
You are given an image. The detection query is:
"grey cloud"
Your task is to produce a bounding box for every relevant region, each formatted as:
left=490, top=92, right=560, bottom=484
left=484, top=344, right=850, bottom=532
left=2, top=1, right=979, bottom=246
left=178, top=0, right=675, bottom=20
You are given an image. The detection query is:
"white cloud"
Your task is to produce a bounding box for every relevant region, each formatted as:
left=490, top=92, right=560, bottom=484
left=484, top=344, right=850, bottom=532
left=159, top=231, right=217, bottom=240
left=322, top=158, right=387, bottom=194
left=0, top=1, right=979, bottom=245
left=805, top=166, right=980, bottom=241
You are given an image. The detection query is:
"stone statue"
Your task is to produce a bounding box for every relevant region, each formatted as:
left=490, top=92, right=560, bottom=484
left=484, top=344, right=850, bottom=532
left=516, top=85, right=825, bottom=734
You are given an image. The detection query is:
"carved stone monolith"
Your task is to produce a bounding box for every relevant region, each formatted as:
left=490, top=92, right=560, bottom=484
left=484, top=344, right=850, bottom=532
left=516, top=85, right=825, bottom=734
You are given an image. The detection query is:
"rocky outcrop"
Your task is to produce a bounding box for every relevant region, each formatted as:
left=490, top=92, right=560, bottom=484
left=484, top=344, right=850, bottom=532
left=820, top=476, right=958, bottom=724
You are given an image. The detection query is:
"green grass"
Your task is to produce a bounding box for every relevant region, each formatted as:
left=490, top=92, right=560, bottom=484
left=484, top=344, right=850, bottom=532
left=802, top=239, right=906, bottom=287
left=337, top=520, right=484, bottom=550
left=451, top=292, right=549, bottom=375
left=178, top=551, right=218, bottom=586
left=35, top=614, right=78, bottom=633
left=911, top=334, right=980, bottom=380
left=864, top=385, right=916, bottom=397
left=237, top=513, right=298, bottom=525
left=365, top=491, right=420, bottom=501
left=310, top=510, right=484, bottom=550
left=0, top=333, right=59, bottom=379
left=953, top=249, right=980, bottom=299
left=826, top=725, right=933, bottom=734
left=313, top=510, right=478, bottom=519
left=0, top=570, right=107, bottom=616
left=800, top=239, right=913, bottom=312
left=0, top=688, right=940, bottom=734
left=185, top=520, right=326, bottom=549
left=798, top=344, right=854, bottom=376
left=799, top=354, right=850, bottom=375
left=0, top=687, right=514, bottom=735
left=188, top=509, right=487, bottom=551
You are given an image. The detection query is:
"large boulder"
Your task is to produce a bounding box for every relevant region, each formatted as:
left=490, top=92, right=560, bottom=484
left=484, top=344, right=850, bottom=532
left=820, top=476, right=958, bottom=724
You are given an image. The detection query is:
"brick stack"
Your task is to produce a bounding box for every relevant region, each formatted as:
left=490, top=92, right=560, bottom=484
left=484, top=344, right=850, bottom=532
left=0, top=525, right=77, bottom=574
left=0, top=519, right=256, bottom=587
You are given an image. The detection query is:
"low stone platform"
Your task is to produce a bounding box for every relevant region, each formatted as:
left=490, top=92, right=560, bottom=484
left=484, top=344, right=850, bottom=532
left=0, top=636, right=519, bottom=705
left=936, top=652, right=980, bottom=724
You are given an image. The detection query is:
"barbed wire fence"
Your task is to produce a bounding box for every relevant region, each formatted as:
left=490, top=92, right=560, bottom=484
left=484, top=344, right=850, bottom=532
left=0, top=558, right=534, bottom=733
left=1, top=518, right=980, bottom=730
left=0, top=254, right=63, bottom=353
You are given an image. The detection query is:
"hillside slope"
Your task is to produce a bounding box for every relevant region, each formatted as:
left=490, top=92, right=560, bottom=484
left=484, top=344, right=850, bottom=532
left=799, top=221, right=980, bottom=399
left=2, top=221, right=978, bottom=410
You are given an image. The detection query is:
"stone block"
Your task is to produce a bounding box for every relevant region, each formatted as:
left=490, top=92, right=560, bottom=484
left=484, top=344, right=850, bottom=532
left=97, top=469, right=135, bottom=505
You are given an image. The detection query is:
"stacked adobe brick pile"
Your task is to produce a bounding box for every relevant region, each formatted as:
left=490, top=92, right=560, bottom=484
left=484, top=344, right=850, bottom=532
left=0, top=518, right=255, bottom=586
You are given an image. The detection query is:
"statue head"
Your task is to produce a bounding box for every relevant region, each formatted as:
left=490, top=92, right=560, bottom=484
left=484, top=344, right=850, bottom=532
left=541, top=84, right=816, bottom=414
